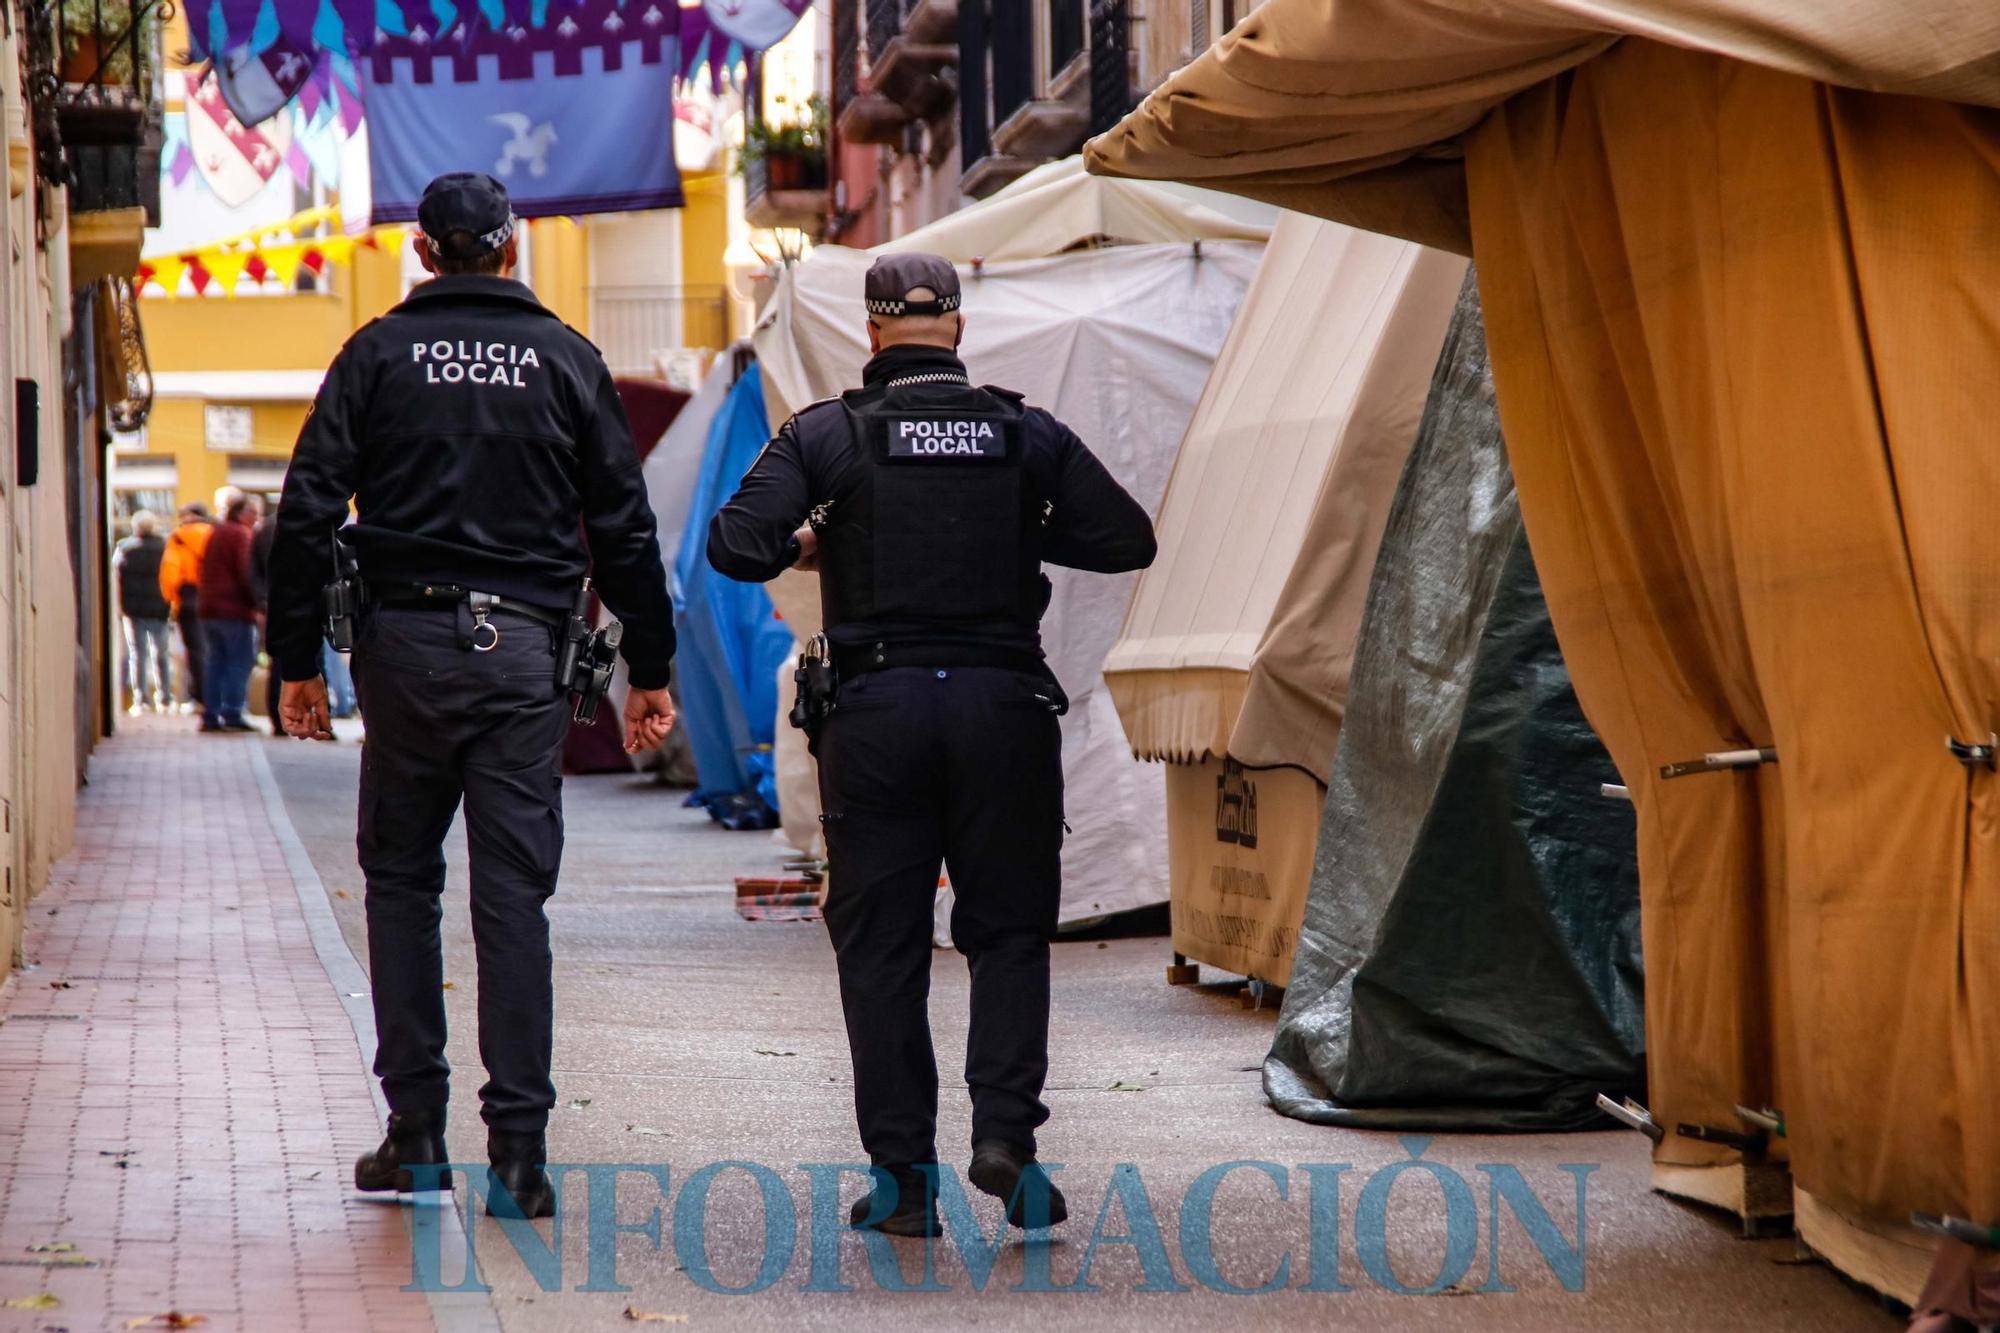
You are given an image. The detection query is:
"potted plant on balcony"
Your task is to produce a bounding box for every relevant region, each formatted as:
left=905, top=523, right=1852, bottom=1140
left=738, top=94, right=828, bottom=193
left=59, top=0, right=154, bottom=89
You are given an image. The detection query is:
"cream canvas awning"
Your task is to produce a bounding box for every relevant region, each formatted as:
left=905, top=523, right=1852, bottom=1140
left=1082, top=0, right=2000, bottom=253
left=1106, top=212, right=1465, bottom=780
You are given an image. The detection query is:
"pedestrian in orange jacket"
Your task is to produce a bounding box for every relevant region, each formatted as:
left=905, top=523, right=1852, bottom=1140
left=158, top=502, right=213, bottom=708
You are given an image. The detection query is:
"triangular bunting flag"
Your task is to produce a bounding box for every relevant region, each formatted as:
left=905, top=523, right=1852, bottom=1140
left=202, top=248, right=253, bottom=293
left=260, top=242, right=306, bottom=287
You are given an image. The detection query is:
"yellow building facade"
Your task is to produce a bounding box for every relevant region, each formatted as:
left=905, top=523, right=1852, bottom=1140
left=125, top=39, right=738, bottom=522
left=124, top=193, right=733, bottom=520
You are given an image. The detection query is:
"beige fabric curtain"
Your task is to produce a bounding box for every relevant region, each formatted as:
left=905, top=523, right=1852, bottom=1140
left=1084, top=0, right=2000, bottom=253
left=1083, top=0, right=2000, bottom=1230
left=1465, top=39, right=1998, bottom=1224
left=1107, top=212, right=1464, bottom=779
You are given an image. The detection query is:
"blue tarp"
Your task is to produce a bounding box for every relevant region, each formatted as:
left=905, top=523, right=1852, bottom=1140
left=671, top=362, right=792, bottom=828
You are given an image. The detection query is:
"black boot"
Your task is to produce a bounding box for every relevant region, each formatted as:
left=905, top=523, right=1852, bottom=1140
left=486, top=1130, right=556, bottom=1220
left=968, top=1139, right=1067, bottom=1228
left=354, top=1111, right=452, bottom=1192
left=847, top=1167, right=942, bottom=1238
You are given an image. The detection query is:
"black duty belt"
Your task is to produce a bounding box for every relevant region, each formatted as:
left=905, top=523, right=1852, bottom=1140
left=833, top=640, right=1048, bottom=678
left=370, top=582, right=567, bottom=631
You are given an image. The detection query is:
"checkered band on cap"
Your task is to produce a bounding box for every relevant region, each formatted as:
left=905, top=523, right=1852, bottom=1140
left=865, top=291, right=962, bottom=317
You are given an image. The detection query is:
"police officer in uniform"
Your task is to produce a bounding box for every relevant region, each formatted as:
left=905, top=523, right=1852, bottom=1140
left=268, top=173, right=678, bottom=1218
left=708, top=254, right=1157, bottom=1235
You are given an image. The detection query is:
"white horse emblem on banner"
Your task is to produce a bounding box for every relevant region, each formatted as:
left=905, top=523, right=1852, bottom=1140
left=489, top=113, right=558, bottom=178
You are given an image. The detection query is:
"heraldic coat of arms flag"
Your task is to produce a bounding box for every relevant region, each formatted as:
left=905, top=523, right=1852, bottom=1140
left=365, top=0, right=684, bottom=223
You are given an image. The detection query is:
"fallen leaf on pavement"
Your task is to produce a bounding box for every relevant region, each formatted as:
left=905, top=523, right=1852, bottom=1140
left=624, top=1125, right=666, bottom=1137
left=752, top=1049, right=796, bottom=1058
left=334, top=890, right=349, bottom=899
left=2, top=1294, right=59, bottom=1310
left=621, top=1309, right=688, bottom=1324
left=25, top=1243, right=75, bottom=1254
left=566, top=1096, right=592, bottom=1110
left=441, top=981, right=455, bottom=990
left=49, top=981, right=72, bottom=989
left=1107, top=1080, right=1146, bottom=1093
left=124, top=1313, right=208, bottom=1329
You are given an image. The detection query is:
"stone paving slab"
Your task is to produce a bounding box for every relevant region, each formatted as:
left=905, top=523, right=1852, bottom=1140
left=0, top=717, right=434, bottom=1333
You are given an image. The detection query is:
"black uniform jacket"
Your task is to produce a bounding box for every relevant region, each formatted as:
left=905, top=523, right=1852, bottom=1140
left=268, top=275, right=675, bottom=688
left=706, top=344, right=1157, bottom=657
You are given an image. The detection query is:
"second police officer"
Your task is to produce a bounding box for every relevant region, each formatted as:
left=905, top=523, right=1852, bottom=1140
left=708, top=254, right=1157, bottom=1235
left=268, top=173, right=679, bottom=1219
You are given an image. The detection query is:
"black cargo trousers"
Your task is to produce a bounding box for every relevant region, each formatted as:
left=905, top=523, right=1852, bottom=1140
left=814, top=664, right=1066, bottom=1173
left=351, top=605, right=571, bottom=1134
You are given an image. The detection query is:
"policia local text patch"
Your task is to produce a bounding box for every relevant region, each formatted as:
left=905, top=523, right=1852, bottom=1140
left=884, top=415, right=1007, bottom=459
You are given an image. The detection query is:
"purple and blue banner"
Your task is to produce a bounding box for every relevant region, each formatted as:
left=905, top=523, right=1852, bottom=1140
left=364, top=0, right=683, bottom=222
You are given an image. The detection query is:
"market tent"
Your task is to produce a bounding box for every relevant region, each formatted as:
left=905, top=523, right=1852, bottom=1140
left=671, top=361, right=794, bottom=827
left=1083, top=0, right=2000, bottom=254
left=1084, top=0, right=2000, bottom=1295
left=1103, top=210, right=1464, bottom=980
left=754, top=158, right=1272, bottom=922
left=1265, top=275, right=1643, bottom=1131
left=1108, top=213, right=1463, bottom=773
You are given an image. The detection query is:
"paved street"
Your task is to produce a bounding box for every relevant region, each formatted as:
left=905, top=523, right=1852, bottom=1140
left=0, top=721, right=1897, bottom=1330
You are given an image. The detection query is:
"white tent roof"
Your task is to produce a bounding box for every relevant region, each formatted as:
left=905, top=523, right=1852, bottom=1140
left=751, top=163, right=1274, bottom=922
left=876, top=155, right=1276, bottom=263
left=1107, top=212, right=1467, bottom=780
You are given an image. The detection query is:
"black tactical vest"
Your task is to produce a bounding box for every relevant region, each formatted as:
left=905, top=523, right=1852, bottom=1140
left=818, top=379, right=1044, bottom=634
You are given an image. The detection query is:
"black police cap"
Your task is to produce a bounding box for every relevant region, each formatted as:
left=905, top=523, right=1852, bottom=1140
left=865, top=252, right=962, bottom=317
left=418, top=173, right=515, bottom=259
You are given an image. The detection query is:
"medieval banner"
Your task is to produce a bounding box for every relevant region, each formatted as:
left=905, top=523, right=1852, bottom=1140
left=364, top=0, right=684, bottom=223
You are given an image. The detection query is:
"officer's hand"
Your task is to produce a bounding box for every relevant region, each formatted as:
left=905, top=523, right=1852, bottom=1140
left=624, top=687, right=676, bottom=753
left=280, top=677, right=336, bottom=742
left=792, top=526, right=819, bottom=572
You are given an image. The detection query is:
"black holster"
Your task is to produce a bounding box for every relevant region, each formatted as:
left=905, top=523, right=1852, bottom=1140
left=556, top=582, right=621, bottom=723
left=790, top=634, right=838, bottom=737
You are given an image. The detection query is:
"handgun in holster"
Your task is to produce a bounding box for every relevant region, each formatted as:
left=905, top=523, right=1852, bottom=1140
left=790, top=633, right=837, bottom=735
left=320, top=538, right=364, bottom=653
left=557, top=579, right=623, bottom=724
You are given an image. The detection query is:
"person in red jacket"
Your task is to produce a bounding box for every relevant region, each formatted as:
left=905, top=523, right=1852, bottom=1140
left=197, top=495, right=262, bottom=732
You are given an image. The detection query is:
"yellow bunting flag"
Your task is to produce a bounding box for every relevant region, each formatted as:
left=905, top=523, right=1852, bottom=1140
left=258, top=241, right=307, bottom=288
left=200, top=248, right=252, bottom=295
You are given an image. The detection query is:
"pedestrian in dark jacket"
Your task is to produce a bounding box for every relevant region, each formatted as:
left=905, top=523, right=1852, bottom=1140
left=198, top=495, right=261, bottom=731
left=113, top=510, right=172, bottom=711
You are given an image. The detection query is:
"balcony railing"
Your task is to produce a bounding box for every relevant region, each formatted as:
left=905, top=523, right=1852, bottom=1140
left=836, top=0, right=956, bottom=144
left=866, top=0, right=901, bottom=58
left=1050, top=0, right=1085, bottom=74
left=835, top=0, right=862, bottom=109
left=1088, top=0, right=1133, bottom=136
left=588, top=285, right=731, bottom=378
left=45, top=0, right=167, bottom=220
